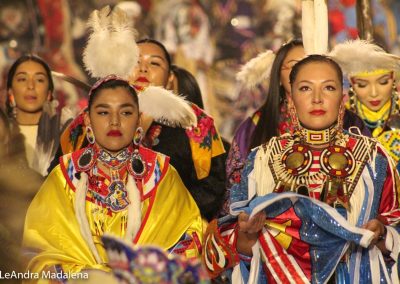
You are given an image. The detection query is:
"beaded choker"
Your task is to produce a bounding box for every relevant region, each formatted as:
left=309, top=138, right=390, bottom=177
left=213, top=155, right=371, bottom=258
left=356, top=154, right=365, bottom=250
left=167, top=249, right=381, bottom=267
left=298, top=123, right=337, bottom=146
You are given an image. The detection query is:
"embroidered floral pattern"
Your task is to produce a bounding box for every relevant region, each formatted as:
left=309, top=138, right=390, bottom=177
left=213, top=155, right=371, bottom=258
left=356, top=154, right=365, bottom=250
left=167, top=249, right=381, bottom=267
left=186, top=105, right=219, bottom=151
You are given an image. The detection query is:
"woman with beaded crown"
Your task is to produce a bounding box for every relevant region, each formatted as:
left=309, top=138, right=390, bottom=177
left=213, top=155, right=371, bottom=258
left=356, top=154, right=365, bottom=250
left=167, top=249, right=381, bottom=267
left=329, top=40, right=400, bottom=164
left=22, top=7, right=203, bottom=279
left=203, top=54, right=400, bottom=284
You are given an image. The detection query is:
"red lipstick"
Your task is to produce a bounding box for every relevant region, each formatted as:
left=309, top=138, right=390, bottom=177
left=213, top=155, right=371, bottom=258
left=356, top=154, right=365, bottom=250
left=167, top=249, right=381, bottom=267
left=107, top=130, right=122, bottom=137
left=309, top=110, right=326, bottom=116
left=136, top=76, right=149, bottom=83
left=369, top=100, right=381, bottom=107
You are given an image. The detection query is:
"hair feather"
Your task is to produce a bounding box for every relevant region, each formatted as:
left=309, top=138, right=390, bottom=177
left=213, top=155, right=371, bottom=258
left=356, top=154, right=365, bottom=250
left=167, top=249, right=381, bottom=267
left=83, top=6, right=139, bottom=79
left=139, top=86, right=197, bottom=128
left=236, top=50, right=276, bottom=90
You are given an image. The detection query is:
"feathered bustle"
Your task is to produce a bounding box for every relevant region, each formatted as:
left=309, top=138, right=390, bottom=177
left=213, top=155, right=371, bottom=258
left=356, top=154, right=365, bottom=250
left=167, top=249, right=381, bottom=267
left=236, top=50, right=276, bottom=89
left=139, top=86, right=197, bottom=128
left=83, top=6, right=139, bottom=79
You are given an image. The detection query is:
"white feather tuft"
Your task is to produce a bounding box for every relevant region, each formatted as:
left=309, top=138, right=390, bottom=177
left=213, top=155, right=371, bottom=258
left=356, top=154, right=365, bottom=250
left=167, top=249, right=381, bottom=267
left=139, top=86, right=197, bottom=128
left=236, top=50, right=276, bottom=89
left=83, top=6, right=139, bottom=79
left=74, top=172, right=102, bottom=263
left=124, top=175, right=142, bottom=242
left=329, top=39, right=400, bottom=76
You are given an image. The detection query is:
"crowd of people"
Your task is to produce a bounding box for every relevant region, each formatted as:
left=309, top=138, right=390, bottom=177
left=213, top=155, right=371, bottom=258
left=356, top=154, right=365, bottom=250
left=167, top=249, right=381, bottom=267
left=0, top=3, right=399, bottom=284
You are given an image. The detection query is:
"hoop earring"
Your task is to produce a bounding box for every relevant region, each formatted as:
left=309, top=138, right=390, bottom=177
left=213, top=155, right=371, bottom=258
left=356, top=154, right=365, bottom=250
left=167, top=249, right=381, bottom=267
left=133, top=127, right=144, bottom=146
left=86, top=126, right=96, bottom=145
left=348, top=86, right=356, bottom=112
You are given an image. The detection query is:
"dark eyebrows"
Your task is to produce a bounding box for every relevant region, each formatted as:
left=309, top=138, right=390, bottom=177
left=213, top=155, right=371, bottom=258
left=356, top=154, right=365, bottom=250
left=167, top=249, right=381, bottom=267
left=120, top=103, right=136, bottom=108
left=94, top=104, right=110, bottom=109
left=15, top=71, right=47, bottom=76
left=149, top=55, right=165, bottom=61
left=94, top=103, right=136, bottom=109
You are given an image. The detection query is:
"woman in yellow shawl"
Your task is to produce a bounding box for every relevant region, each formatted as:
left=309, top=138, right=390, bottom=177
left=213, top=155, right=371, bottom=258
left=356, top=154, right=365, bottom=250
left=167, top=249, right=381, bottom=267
left=22, top=77, right=203, bottom=278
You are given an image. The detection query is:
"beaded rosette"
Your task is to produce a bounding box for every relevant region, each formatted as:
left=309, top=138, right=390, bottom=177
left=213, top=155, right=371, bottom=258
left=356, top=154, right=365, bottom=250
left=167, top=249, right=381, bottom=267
left=267, top=132, right=375, bottom=208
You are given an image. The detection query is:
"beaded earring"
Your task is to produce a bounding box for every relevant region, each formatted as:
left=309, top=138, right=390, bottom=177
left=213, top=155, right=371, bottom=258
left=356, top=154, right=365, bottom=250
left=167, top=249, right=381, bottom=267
left=86, top=126, right=96, bottom=144
left=392, top=81, right=400, bottom=115
left=348, top=86, right=356, bottom=112
left=133, top=127, right=144, bottom=146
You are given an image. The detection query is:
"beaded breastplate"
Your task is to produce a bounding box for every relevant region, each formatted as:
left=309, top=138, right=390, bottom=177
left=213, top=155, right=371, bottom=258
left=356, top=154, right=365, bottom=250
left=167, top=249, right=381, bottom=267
left=266, top=132, right=375, bottom=208
left=73, top=145, right=147, bottom=213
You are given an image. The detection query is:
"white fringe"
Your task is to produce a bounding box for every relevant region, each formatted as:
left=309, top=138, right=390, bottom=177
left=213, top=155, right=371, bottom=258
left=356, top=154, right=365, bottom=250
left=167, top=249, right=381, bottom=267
left=74, top=172, right=102, bottom=263
left=124, top=175, right=142, bottom=242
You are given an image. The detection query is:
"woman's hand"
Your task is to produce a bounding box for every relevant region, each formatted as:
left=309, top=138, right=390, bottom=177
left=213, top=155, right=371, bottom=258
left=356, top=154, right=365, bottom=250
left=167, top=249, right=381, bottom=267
left=362, top=219, right=389, bottom=255
left=238, top=211, right=266, bottom=234
left=236, top=211, right=266, bottom=256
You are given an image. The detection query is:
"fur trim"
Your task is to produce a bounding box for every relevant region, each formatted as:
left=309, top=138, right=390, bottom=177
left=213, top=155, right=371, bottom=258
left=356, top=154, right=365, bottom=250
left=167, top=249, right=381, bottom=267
left=139, top=86, right=197, bottom=128
left=329, top=39, right=400, bottom=76
left=74, top=172, right=102, bottom=263
left=124, top=175, right=142, bottom=242
left=236, top=50, right=275, bottom=90
left=83, top=6, right=139, bottom=79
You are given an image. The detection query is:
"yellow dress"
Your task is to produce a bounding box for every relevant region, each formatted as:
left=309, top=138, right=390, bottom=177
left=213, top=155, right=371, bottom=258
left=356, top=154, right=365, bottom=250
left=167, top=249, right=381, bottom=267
left=23, top=146, right=203, bottom=276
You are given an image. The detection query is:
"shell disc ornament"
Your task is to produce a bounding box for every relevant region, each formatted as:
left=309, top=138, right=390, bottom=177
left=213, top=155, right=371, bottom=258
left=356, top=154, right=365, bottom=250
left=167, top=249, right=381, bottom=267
left=282, top=144, right=313, bottom=176
left=320, top=146, right=355, bottom=178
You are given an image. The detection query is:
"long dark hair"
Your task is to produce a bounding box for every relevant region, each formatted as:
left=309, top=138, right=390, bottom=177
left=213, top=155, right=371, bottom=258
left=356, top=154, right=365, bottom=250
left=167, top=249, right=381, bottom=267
left=137, top=38, right=172, bottom=72
left=171, top=64, right=204, bottom=108
left=6, top=54, right=54, bottom=118
left=248, top=39, right=303, bottom=150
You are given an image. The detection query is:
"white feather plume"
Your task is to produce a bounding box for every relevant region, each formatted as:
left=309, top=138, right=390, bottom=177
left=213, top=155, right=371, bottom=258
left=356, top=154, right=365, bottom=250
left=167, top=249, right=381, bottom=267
left=236, top=50, right=276, bottom=89
left=301, top=0, right=328, bottom=55
left=329, top=39, right=400, bottom=76
left=83, top=6, right=139, bottom=79
left=139, top=86, right=197, bottom=128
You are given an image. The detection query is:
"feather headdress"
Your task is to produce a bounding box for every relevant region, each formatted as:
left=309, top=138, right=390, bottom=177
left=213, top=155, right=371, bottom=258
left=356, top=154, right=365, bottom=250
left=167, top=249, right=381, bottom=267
left=83, top=6, right=139, bottom=79
left=329, top=39, right=400, bottom=76
left=236, top=50, right=276, bottom=90
left=301, top=0, right=328, bottom=55
left=139, top=86, right=197, bottom=128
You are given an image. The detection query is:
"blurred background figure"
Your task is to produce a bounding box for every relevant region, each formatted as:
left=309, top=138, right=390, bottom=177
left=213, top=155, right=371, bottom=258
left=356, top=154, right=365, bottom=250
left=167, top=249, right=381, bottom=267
left=169, top=64, right=204, bottom=109
left=5, top=54, right=67, bottom=176
left=1, top=0, right=400, bottom=141
left=0, top=108, right=43, bottom=282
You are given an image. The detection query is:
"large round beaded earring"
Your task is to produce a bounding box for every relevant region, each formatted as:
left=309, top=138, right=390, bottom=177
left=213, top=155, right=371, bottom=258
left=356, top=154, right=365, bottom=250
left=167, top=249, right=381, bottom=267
left=86, top=126, right=96, bottom=145
left=133, top=127, right=144, bottom=146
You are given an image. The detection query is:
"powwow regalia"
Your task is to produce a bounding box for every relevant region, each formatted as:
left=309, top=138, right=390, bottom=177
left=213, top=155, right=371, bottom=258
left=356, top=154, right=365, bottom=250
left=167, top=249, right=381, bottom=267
left=204, top=113, right=400, bottom=283
left=329, top=39, right=400, bottom=164
left=23, top=6, right=203, bottom=277
left=203, top=3, right=400, bottom=277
